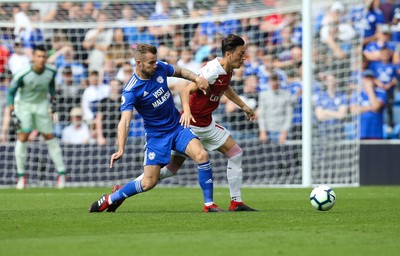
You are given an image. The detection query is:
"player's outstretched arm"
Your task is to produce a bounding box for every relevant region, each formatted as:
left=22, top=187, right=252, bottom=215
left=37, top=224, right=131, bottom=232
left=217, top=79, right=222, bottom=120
left=179, top=82, right=199, bottom=128
left=110, top=111, right=132, bottom=168
left=172, top=66, right=209, bottom=95
left=224, top=86, right=255, bottom=121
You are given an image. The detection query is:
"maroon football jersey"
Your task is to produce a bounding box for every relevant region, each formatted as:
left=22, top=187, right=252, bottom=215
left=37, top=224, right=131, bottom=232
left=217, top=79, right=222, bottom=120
left=189, top=58, right=232, bottom=127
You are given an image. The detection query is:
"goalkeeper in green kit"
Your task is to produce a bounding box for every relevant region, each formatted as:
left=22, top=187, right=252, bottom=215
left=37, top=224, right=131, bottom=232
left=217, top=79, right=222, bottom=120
left=7, top=45, right=66, bottom=189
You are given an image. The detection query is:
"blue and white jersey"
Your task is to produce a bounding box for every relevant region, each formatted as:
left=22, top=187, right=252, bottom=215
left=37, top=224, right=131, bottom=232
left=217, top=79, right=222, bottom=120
left=56, top=63, right=87, bottom=85
left=363, top=41, right=396, bottom=68
left=364, top=41, right=396, bottom=53
left=393, top=5, right=400, bottom=42
left=350, top=6, right=385, bottom=37
left=244, top=60, right=262, bottom=77
left=351, top=88, right=387, bottom=139
left=363, top=9, right=384, bottom=38
left=271, top=25, right=302, bottom=46
left=371, top=62, right=397, bottom=92
left=256, top=68, right=287, bottom=92
left=121, top=61, right=180, bottom=134
left=199, top=15, right=240, bottom=38
left=349, top=5, right=365, bottom=36
left=315, top=91, right=347, bottom=126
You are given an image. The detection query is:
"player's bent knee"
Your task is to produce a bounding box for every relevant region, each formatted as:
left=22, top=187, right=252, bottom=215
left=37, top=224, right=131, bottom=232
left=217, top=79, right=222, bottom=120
left=43, top=133, right=54, bottom=140
left=18, top=133, right=30, bottom=142
left=225, top=144, right=243, bottom=159
left=141, top=178, right=157, bottom=191
left=193, top=149, right=209, bottom=163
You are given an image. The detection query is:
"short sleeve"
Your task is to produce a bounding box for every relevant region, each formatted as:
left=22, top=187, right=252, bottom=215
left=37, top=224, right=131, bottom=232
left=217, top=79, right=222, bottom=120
left=198, top=62, right=220, bottom=84
left=157, top=61, right=175, bottom=77
left=120, top=90, right=136, bottom=112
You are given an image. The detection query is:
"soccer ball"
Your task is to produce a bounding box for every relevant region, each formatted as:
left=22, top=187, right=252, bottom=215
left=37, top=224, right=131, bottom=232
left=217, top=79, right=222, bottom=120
left=309, top=185, right=336, bottom=211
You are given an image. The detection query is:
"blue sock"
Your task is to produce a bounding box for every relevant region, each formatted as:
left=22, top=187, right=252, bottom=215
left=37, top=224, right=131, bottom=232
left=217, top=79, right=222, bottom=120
left=198, top=161, right=213, bottom=204
left=110, top=180, right=143, bottom=202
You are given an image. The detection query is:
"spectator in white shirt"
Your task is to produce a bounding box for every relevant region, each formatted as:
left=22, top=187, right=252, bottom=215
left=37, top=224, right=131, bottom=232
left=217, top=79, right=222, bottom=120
left=7, top=40, right=30, bottom=75
left=82, top=10, right=114, bottom=72
left=177, top=48, right=201, bottom=73
left=62, top=107, right=91, bottom=144
left=81, top=70, right=110, bottom=123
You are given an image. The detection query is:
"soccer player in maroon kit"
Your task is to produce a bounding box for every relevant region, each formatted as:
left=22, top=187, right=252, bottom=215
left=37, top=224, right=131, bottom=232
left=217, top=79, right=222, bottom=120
left=126, top=34, right=257, bottom=212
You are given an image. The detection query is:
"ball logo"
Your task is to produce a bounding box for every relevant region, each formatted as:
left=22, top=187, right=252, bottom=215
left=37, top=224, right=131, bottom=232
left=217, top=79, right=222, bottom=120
left=157, top=76, right=164, bottom=83
left=148, top=152, right=156, bottom=160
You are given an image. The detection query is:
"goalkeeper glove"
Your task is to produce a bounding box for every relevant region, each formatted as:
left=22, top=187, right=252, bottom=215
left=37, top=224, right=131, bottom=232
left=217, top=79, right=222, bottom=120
left=10, top=111, right=21, bottom=130
left=50, top=98, right=57, bottom=113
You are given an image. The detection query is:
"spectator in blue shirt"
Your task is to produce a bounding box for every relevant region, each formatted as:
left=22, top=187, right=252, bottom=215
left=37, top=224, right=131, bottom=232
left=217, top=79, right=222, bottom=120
left=364, top=24, right=396, bottom=69
left=391, top=4, right=400, bottom=43
left=20, top=9, right=44, bottom=59
left=198, top=5, right=240, bottom=39
left=243, top=44, right=262, bottom=77
left=257, top=53, right=287, bottom=92
left=352, top=0, right=385, bottom=45
left=130, top=16, right=159, bottom=47
left=372, top=46, right=398, bottom=128
left=314, top=73, right=347, bottom=139
left=117, top=4, right=137, bottom=45
left=148, top=1, right=175, bottom=46
left=49, top=46, right=87, bottom=86
left=313, top=72, right=348, bottom=176
left=350, top=70, right=387, bottom=139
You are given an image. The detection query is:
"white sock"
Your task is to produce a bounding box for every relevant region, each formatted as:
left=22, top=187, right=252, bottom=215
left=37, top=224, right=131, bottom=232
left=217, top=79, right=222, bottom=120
left=227, top=152, right=243, bottom=202
left=15, top=140, right=28, bottom=176
left=46, top=138, right=65, bottom=173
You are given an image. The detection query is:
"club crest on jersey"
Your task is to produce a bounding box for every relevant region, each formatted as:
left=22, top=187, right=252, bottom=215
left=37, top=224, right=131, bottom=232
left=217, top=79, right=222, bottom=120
left=148, top=152, right=156, bottom=160
left=156, top=76, right=164, bottom=83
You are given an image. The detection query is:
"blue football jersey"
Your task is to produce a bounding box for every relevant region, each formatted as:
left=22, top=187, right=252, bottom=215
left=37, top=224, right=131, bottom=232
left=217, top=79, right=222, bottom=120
left=121, top=61, right=181, bottom=134
left=351, top=88, right=387, bottom=139
left=315, top=91, right=347, bottom=126
left=371, top=62, right=397, bottom=86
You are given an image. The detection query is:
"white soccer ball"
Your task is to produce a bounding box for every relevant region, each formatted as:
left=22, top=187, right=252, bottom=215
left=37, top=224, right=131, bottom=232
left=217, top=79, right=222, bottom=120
left=309, top=185, right=336, bottom=211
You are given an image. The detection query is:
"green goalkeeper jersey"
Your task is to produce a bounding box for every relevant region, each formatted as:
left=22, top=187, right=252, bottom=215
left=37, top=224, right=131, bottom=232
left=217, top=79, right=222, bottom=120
left=7, top=64, right=57, bottom=106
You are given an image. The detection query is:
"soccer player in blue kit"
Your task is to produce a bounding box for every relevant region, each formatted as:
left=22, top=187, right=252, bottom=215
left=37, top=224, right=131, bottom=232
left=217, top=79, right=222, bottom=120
left=88, top=44, right=220, bottom=212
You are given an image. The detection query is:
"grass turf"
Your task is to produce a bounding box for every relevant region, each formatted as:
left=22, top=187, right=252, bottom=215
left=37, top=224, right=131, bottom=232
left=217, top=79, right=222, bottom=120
left=0, top=186, right=399, bottom=256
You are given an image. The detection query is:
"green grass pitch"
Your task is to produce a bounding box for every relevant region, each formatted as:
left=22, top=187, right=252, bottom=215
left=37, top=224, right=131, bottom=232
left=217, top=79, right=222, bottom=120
left=0, top=186, right=399, bottom=256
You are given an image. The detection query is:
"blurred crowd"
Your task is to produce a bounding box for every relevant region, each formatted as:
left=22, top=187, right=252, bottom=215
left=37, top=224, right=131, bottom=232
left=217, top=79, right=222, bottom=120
left=0, top=0, right=400, bottom=145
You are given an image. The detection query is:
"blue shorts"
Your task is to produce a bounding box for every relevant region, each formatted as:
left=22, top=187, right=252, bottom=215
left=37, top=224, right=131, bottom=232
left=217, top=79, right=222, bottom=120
left=143, top=125, right=198, bottom=166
